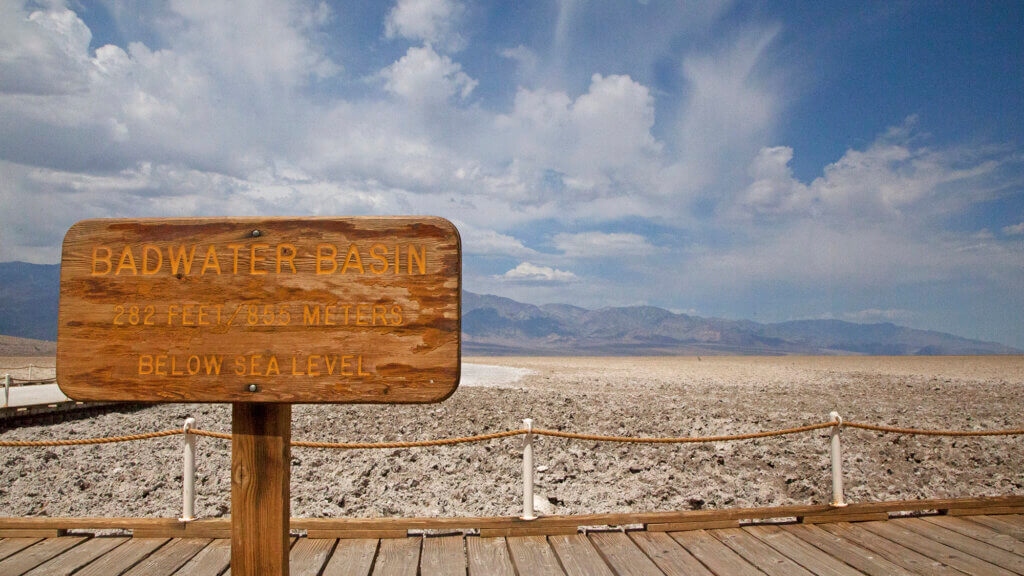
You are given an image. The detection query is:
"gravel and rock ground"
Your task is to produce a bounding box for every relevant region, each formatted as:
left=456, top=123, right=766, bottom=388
left=1, top=355, right=1022, bottom=520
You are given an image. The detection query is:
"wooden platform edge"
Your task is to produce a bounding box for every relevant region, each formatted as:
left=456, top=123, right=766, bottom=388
left=1, top=495, right=1019, bottom=537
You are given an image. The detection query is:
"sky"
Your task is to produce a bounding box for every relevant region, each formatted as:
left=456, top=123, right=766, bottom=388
left=1, top=0, right=1023, bottom=347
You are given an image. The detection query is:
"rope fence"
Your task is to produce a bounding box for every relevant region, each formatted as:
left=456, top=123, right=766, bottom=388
left=2, top=417, right=1023, bottom=521
left=3, top=420, right=1022, bottom=448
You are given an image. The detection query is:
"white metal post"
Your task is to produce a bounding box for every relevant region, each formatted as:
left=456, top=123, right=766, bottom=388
left=180, top=417, right=197, bottom=522
left=829, top=411, right=847, bottom=507
left=521, top=418, right=536, bottom=520
left=3, top=374, right=9, bottom=408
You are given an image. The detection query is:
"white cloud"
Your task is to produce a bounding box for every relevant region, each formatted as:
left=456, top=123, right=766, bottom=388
left=0, top=3, right=92, bottom=95
left=499, top=45, right=537, bottom=77
left=384, top=0, right=465, bottom=51
left=455, top=222, right=536, bottom=258
left=738, top=118, right=1003, bottom=222
left=380, top=44, right=477, bottom=104
left=673, top=26, right=782, bottom=194
left=498, top=262, right=578, bottom=284
left=552, top=232, right=656, bottom=258
left=1003, top=222, right=1024, bottom=236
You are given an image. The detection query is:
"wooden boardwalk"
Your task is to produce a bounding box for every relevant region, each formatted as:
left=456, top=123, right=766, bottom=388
left=2, top=514, right=1023, bottom=575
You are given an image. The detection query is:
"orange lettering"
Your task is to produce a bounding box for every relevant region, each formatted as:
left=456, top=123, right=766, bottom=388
left=142, top=245, right=162, bottom=275
left=91, top=246, right=112, bottom=275
left=370, top=244, right=389, bottom=274
left=115, top=246, right=138, bottom=275
left=407, top=244, right=425, bottom=275
left=276, top=243, right=297, bottom=273
left=200, top=245, right=221, bottom=275
left=168, top=245, right=197, bottom=275
left=316, top=244, right=337, bottom=274
left=250, top=243, right=268, bottom=275
left=138, top=354, right=154, bottom=375
left=227, top=244, right=243, bottom=275
left=341, top=244, right=364, bottom=274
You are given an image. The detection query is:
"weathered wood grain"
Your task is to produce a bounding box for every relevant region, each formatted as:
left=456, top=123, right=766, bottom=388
left=465, top=536, right=515, bottom=576
left=231, top=403, right=291, bottom=576
left=57, top=217, right=461, bottom=403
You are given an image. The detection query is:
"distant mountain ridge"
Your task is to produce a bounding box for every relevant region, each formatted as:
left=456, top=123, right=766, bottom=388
left=462, top=292, right=1020, bottom=356
left=0, top=262, right=1018, bottom=356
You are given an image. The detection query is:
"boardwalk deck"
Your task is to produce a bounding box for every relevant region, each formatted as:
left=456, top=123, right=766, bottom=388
left=1, top=514, right=1021, bottom=575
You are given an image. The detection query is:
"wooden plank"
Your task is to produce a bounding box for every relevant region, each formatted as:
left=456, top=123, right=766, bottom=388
left=548, top=534, right=614, bottom=576
left=321, top=539, right=378, bottom=576
left=860, top=519, right=1017, bottom=575
left=122, top=538, right=211, bottom=576
left=0, top=538, right=43, bottom=561
left=223, top=537, right=298, bottom=576
left=73, top=538, right=169, bottom=576
left=867, top=520, right=1017, bottom=575
left=506, top=536, right=565, bottom=576
left=779, top=524, right=915, bottom=576
left=922, top=515, right=1024, bottom=555
left=479, top=526, right=577, bottom=538
left=948, top=506, right=1024, bottom=516
left=420, top=535, right=466, bottom=576
left=465, top=537, right=514, bottom=576
left=710, top=528, right=815, bottom=576
left=57, top=216, right=461, bottom=404
left=370, top=537, right=420, bottom=576
left=0, top=530, right=64, bottom=538
left=1, top=497, right=1019, bottom=535
left=744, top=525, right=862, bottom=576
left=0, top=536, right=86, bottom=575
left=670, top=530, right=763, bottom=576
left=23, top=537, right=128, bottom=576
left=647, top=520, right=739, bottom=532
left=290, top=538, right=335, bottom=576
left=818, top=522, right=963, bottom=575
left=231, top=403, right=291, bottom=576
left=308, top=529, right=406, bottom=540
left=170, top=539, right=231, bottom=576
left=968, top=515, right=1024, bottom=540
left=629, top=532, right=713, bottom=576
left=0, top=517, right=230, bottom=532
left=587, top=532, right=662, bottom=576
left=132, top=519, right=231, bottom=539
left=799, top=513, right=888, bottom=524
left=894, top=517, right=1024, bottom=574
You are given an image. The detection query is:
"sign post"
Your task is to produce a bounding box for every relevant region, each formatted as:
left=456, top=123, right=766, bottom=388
left=56, top=217, right=461, bottom=575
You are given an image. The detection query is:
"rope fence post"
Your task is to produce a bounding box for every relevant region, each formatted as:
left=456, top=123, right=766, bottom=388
left=3, top=374, right=9, bottom=408
left=522, top=418, right=536, bottom=520
left=829, top=411, right=847, bottom=507
left=180, top=417, right=197, bottom=522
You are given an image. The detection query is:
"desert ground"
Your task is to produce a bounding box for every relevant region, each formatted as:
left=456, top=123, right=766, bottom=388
left=1, top=355, right=1023, bottom=520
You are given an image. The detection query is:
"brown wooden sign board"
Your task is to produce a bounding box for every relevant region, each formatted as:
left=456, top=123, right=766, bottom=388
left=56, top=217, right=461, bottom=403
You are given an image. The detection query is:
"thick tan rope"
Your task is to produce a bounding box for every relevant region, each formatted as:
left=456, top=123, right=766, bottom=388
left=530, top=422, right=836, bottom=443
left=3, top=421, right=1024, bottom=448
left=291, top=429, right=526, bottom=449
left=0, top=429, right=182, bottom=447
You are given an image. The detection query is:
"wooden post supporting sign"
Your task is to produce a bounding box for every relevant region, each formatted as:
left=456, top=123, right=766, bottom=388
left=232, top=403, right=292, bottom=574
left=56, top=217, right=462, bottom=575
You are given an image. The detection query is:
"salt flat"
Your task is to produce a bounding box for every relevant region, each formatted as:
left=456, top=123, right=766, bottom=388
left=0, top=355, right=1021, bottom=520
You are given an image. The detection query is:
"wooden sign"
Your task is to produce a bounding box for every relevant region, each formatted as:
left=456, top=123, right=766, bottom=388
left=56, top=217, right=461, bottom=403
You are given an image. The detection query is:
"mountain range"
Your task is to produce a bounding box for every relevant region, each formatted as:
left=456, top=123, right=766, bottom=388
left=0, top=262, right=1018, bottom=356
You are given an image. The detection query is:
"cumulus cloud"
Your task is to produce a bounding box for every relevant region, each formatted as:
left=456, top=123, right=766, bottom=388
left=738, top=118, right=1003, bottom=222
left=384, top=0, right=465, bottom=51
left=380, top=44, right=477, bottom=103
left=552, top=232, right=656, bottom=258
left=498, top=262, right=578, bottom=284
